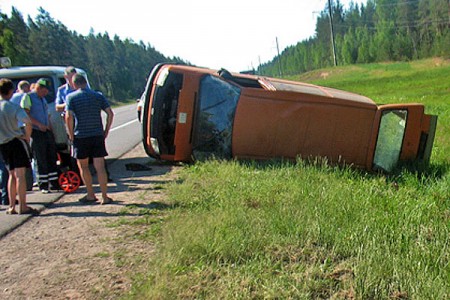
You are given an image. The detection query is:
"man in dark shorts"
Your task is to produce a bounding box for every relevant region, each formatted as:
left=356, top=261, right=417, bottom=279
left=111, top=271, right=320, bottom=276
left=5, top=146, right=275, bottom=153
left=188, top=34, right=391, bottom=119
left=56, top=66, right=112, bottom=181
left=21, top=78, right=59, bottom=193
left=0, top=78, right=38, bottom=215
left=65, top=74, right=114, bottom=204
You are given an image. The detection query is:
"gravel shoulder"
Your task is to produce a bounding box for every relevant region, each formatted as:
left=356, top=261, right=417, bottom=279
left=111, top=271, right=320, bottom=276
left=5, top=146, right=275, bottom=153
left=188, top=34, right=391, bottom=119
left=0, top=144, right=178, bottom=299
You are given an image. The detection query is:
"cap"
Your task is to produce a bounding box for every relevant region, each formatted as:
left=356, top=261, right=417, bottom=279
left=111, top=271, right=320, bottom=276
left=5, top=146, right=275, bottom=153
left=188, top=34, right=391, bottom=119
left=37, top=78, right=51, bottom=89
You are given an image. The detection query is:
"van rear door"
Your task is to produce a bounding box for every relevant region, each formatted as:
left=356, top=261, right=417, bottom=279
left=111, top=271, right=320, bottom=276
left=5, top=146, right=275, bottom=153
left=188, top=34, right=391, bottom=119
left=371, top=104, right=437, bottom=172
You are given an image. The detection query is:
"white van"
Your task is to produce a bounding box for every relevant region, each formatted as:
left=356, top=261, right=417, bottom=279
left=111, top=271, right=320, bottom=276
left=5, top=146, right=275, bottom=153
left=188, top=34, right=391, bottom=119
left=0, top=65, right=90, bottom=149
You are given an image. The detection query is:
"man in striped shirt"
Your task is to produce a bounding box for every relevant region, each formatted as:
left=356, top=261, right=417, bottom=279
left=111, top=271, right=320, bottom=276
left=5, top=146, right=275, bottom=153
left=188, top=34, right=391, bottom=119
left=65, top=74, right=114, bottom=205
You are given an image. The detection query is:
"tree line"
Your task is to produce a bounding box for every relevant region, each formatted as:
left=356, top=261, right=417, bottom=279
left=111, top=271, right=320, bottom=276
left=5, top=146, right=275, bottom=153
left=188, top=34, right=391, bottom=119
left=259, top=0, right=449, bottom=77
left=0, top=1, right=448, bottom=98
left=0, top=7, right=185, bottom=101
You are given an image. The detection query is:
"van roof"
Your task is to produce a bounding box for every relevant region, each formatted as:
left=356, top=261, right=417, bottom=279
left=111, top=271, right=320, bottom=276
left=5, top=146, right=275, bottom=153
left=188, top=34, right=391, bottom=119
left=165, top=64, right=377, bottom=109
left=0, top=66, right=87, bottom=78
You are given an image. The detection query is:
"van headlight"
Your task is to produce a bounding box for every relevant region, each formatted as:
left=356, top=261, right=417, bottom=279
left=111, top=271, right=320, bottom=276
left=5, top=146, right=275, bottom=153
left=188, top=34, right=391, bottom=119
left=150, top=138, right=160, bottom=155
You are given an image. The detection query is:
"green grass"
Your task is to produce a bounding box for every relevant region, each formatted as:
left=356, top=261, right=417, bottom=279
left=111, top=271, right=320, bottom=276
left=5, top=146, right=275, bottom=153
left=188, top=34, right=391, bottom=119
left=125, top=58, right=449, bottom=299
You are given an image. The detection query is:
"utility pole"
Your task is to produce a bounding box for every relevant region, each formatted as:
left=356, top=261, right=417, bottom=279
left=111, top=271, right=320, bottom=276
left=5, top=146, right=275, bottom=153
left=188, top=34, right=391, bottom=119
left=276, top=37, right=283, bottom=77
left=328, top=0, right=338, bottom=66
left=258, top=56, right=262, bottom=75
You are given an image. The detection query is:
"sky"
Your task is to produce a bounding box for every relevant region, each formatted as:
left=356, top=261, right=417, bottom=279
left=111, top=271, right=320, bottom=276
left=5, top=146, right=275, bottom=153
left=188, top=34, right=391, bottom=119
left=1, top=0, right=366, bottom=72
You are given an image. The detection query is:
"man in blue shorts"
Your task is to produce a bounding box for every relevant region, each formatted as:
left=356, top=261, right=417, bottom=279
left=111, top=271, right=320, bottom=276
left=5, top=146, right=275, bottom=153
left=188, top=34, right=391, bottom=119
left=0, top=78, right=38, bottom=215
left=65, top=74, right=114, bottom=204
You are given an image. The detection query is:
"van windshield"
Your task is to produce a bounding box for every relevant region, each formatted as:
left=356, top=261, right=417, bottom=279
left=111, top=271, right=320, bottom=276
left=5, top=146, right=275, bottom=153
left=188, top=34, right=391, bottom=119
left=192, top=75, right=241, bottom=160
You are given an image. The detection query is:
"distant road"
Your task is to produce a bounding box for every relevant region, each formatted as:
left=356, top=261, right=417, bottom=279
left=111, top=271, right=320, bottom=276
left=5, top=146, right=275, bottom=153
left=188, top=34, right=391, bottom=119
left=103, top=103, right=142, bottom=160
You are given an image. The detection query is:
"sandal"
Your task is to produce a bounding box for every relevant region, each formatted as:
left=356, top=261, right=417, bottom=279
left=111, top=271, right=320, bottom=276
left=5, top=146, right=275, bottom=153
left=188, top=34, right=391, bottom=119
left=6, top=207, right=17, bottom=215
left=18, top=207, right=40, bottom=215
left=78, top=195, right=98, bottom=203
left=100, top=197, right=113, bottom=205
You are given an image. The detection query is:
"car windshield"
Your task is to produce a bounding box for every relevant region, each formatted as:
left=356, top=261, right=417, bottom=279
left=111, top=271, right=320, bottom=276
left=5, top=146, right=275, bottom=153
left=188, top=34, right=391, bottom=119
left=192, top=75, right=241, bottom=160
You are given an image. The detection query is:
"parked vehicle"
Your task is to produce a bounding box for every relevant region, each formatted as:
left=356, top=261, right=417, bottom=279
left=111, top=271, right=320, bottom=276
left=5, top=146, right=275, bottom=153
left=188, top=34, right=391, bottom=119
left=140, top=63, right=437, bottom=172
left=0, top=65, right=90, bottom=146
left=136, top=93, right=145, bottom=122
left=0, top=65, right=89, bottom=102
left=0, top=64, right=90, bottom=191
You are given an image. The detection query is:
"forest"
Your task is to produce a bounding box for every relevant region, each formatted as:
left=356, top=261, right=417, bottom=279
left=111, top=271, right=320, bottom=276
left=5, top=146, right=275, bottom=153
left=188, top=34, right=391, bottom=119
left=0, top=0, right=449, bottom=101
left=0, top=7, right=185, bottom=101
left=260, top=0, right=449, bottom=76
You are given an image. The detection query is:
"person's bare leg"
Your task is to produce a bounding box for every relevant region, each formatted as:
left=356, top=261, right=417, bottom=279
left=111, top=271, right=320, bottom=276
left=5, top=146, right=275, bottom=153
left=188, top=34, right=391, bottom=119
left=15, top=167, right=28, bottom=213
left=93, top=157, right=109, bottom=203
left=77, top=158, right=96, bottom=200
left=7, top=170, right=17, bottom=213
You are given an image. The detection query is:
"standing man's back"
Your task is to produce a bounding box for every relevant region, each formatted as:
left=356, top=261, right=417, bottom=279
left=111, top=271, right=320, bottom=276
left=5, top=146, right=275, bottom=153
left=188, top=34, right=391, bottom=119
left=65, top=74, right=114, bottom=204
left=67, top=88, right=109, bottom=138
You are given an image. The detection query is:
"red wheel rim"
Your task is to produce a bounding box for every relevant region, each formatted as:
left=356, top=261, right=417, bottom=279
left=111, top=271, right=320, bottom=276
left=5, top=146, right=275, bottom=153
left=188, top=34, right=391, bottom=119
left=58, top=171, right=81, bottom=193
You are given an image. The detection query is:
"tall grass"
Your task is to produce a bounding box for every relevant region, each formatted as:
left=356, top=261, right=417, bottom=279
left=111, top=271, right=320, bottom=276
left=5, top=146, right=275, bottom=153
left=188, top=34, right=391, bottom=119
left=128, top=59, right=449, bottom=299
left=134, top=161, right=449, bottom=299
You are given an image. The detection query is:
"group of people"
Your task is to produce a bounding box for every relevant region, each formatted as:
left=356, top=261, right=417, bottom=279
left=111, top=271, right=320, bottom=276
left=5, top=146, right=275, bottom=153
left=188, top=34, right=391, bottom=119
left=0, top=66, right=114, bottom=215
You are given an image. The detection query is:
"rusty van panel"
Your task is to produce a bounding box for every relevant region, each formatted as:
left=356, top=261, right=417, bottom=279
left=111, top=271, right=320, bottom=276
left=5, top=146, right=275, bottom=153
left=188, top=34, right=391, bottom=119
left=232, top=90, right=377, bottom=167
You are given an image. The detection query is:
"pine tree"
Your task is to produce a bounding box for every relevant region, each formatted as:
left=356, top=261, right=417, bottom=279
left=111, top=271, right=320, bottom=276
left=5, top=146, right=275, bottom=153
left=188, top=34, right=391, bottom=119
left=1, top=7, right=30, bottom=65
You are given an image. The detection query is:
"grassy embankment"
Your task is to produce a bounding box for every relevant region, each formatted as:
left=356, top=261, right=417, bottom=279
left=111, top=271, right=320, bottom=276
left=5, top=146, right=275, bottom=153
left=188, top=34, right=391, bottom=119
left=125, top=58, right=449, bottom=299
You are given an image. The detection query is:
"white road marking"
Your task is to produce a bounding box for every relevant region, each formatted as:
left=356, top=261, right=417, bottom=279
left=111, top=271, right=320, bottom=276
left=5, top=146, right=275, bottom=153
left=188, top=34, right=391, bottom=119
left=110, top=119, right=138, bottom=132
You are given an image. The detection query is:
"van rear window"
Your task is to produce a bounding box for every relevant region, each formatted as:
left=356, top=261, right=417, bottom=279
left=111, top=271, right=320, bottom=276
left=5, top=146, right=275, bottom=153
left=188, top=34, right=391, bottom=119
left=373, top=110, right=408, bottom=172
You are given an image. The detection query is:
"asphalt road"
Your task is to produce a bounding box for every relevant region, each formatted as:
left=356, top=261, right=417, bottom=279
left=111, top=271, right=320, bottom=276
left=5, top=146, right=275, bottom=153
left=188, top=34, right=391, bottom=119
left=104, top=103, right=142, bottom=159
left=0, top=102, right=144, bottom=238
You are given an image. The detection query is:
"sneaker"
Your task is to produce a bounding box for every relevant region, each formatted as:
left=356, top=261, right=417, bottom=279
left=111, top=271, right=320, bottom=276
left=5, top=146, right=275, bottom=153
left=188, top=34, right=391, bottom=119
left=41, top=189, right=50, bottom=194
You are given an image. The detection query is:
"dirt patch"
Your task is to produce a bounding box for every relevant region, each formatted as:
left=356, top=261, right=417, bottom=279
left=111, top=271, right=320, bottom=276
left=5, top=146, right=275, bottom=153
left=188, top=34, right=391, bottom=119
left=0, top=145, right=179, bottom=299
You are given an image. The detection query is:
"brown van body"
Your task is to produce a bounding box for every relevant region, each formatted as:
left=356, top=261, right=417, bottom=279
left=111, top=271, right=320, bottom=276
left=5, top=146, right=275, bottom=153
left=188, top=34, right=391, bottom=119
left=141, top=64, right=437, bottom=172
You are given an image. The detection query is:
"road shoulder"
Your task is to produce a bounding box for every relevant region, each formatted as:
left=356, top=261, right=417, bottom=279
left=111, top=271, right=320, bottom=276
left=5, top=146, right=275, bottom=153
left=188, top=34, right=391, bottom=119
left=0, top=144, right=179, bottom=299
